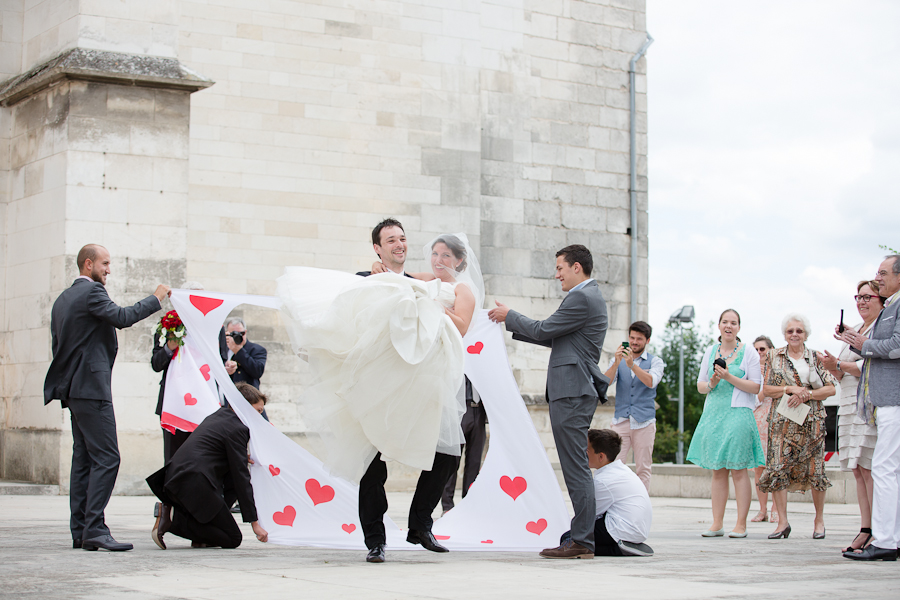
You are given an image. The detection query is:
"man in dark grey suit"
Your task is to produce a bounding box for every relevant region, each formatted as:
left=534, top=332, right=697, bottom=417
left=840, top=254, right=900, bottom=562
left=44, top=244, right=169, bottom=551
left=489, top=244, right=609, bottom=559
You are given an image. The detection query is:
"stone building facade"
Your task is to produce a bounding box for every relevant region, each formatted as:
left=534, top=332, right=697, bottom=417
left=0, top=0, right=649, bottom=492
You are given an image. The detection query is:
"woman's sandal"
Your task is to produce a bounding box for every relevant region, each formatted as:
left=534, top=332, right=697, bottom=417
left=842, top=528, right=873, bottom=553
left=751, top=511, right=768, bottom=523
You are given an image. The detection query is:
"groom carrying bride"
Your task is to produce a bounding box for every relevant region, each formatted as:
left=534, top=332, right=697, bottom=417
left=355, top=218, right=459, bottom=563
left=277, top=219, right=481, bottom=563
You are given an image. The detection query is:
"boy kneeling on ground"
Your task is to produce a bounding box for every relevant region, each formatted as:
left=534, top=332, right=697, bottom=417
left=562, top=428, right=654, bottom=556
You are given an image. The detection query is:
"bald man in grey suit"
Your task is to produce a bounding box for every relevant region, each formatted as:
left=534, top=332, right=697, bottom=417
left=490, top=244, right=609, bottom=559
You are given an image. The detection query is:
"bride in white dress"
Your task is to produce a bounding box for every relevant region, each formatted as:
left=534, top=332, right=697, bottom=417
left=276, top=233, right=484, bottom=483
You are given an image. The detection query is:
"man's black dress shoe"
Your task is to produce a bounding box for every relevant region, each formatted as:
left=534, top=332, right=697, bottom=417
left=73, top=539, right=82, bottom=549
left=843, top=545, right=898, bottom=561
left=366, top=544, right=386, bottom=563
left=407, top=529, right=449, bottom=552
left=152, top=502, right=172, bottom=550
left=82, top=534, right=134, bottom=552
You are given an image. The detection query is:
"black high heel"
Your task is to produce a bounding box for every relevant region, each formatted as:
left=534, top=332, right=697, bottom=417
left=813, top=527, right=826, bottom=540
left=768, top=525, right=791, bottom=539
left=842, top=528, right=872, bottom=553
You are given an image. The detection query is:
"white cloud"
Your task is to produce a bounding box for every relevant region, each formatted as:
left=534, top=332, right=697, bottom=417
left=645, top=0, right=899, bottom=360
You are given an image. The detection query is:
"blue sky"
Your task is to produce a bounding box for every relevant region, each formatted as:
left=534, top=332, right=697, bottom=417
left=646, top=0, right=899, bottom=353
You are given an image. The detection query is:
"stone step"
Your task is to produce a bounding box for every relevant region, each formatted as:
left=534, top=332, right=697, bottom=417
left=0, top=480, right=60, bottom=495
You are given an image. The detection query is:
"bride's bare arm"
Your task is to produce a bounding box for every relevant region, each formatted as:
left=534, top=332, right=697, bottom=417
left=445, top=284, right=476, bottom=336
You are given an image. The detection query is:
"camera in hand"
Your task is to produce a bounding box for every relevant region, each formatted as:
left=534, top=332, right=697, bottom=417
left=713, top=358, right=727, bottom=371
left=227, top=331, right=245, bottom=345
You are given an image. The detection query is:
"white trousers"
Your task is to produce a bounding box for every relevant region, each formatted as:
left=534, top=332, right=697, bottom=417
left=872, top=405, right=900, bottom=549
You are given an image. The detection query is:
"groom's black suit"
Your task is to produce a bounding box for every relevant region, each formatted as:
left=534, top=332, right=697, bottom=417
left=355, top=270, right=457, bottom=549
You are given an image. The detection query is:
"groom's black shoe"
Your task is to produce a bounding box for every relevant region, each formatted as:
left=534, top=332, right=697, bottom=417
left=407, top=529, right=449, bottom=552
left=366, top=544, right=386, bottom=563
left=843, top=545, right=897, bottom=561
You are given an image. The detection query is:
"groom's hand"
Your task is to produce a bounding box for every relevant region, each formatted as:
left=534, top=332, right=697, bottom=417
left=488, top=301, right=510, bottom=323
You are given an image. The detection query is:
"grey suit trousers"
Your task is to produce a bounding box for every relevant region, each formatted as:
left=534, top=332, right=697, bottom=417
left=549, top=394, right=599, bottom=552
left=68, top=399, right=120, bottom=541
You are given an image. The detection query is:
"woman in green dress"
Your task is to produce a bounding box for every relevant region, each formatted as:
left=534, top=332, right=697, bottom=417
left=687, top=309, right=765, bottom=538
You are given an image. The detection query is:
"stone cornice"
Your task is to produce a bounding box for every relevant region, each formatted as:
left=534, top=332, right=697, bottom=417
left=0, top=48, right=214, bottom=107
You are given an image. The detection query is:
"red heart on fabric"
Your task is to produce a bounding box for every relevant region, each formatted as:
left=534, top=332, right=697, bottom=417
left=467, top=341, right=484, bottom=354
left=183, top=393, right=197, bottom=406
left=499, top=475, right=527, bottom=500
left=199, top=364, right=211, bottom=381
left=268, top=465, right=280, bottom=476
left=189, top=295, right=224, bottom=316
left=305, top=478, right=335, bottom=505
left=342, top=524, right=356, bottom=534
left=273, top=506, right=296, bottom=527
left=435, top=535, right=450, bottom=540
left=481, top=540, right=493, bottom=544
left=526, top=519, right=547, bottom=535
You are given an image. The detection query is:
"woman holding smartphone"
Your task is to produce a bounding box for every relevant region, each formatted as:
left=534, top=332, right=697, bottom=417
left=687, top=309, right=764, bottom=538
left=821, top=281, right=883, bottom=553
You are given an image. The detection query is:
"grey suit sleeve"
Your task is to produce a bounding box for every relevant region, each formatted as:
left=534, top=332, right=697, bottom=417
left=506, top=292, right=588, bottom=342
left=861, top=316, right=900, bottom=360
left=511, top=332, right=553, bottom=348
left=87, top=284, right=162, bottom=329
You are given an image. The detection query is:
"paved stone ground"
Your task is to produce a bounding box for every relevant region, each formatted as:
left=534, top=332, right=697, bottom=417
left=2, top=493, right=897, bottom=599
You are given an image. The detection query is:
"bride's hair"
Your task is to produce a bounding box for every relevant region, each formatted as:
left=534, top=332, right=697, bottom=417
left=432, top=235, right=467, bottom=272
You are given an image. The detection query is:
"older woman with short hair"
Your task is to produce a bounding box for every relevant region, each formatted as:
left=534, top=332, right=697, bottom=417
left=821, top=280, right=883, bottom=553
left=758, top=314, right=836, bottom=539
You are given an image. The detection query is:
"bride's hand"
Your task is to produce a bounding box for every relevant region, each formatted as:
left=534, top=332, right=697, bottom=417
left=443, top=306, right=456, bottom=316
left=371, top=261, right=388, bottom=274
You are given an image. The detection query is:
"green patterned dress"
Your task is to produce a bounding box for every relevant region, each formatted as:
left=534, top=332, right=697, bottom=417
left=687, top=344, right=765, bottom=470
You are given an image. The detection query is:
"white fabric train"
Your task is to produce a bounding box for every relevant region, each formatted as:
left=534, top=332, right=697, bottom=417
left=169, top=288, right=569, bottom=551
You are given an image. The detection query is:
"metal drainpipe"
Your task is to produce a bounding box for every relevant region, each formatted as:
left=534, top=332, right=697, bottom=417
left=629, top=33, right=653, bottom=324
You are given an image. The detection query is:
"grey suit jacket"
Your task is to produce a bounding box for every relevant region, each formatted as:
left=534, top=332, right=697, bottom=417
left=44, top=278, right=161, bottom=405
left=858, top=294, right=900, bottom=407
left=505, top=279, right=609, bottom=402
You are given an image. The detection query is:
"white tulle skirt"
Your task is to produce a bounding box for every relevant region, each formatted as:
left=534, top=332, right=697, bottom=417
left=276, top=268, right=466, bottom=483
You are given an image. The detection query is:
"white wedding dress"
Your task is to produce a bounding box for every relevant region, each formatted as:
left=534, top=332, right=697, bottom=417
left=276, top=268, right=466, bottom=483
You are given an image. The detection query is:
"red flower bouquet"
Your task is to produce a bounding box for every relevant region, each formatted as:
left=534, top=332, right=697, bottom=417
left=156, top=310, right=186, bottom=351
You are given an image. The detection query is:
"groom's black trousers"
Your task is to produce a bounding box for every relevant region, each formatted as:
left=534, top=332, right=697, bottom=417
left=359, top=451, right=457, bottom=549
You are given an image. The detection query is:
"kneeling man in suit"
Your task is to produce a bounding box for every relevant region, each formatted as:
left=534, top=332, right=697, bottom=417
left=489, top=244, right=609, bottom=559
left=147, top=382, right=269, bottom=549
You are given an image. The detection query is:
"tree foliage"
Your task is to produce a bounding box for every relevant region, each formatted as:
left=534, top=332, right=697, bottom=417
left=650, top=322, right=714, bottom=463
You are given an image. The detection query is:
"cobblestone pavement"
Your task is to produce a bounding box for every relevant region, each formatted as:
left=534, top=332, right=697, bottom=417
left=2, top=493, right=897, bottom=599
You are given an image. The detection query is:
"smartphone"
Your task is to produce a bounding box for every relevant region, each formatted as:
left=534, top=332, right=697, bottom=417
left=838, top=309, right=845, bottom=333
left=622, top=341, right=630, bottom=349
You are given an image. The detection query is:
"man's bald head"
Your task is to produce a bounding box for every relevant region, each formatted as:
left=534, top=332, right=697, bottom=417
left=77, top=244, right=111, bottom=285
left=77, top=244, right=106, bottom=271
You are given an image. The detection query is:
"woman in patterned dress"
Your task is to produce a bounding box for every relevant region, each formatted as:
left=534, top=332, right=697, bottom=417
left=820, top=281, right=883, bottom=552
left=687, top=309, right=765, bottom=538
left=758, top=314, right=836, bottom=539
left=751, top=335, right=776, bottom=523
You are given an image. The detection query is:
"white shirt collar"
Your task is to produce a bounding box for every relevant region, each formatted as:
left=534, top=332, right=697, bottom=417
left=75, top=275, right=93, bottom=283
left=888, top=289, right=900, bottom=306
left=569, top=278, right=594, bottom=292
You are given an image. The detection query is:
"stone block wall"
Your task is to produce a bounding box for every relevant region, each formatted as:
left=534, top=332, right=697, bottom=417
left=1, top=0, right=649, bottom=492
left=0, top=77, right=193, bottom=490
